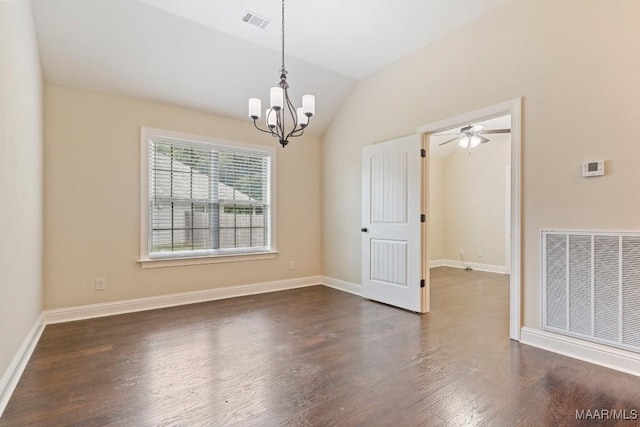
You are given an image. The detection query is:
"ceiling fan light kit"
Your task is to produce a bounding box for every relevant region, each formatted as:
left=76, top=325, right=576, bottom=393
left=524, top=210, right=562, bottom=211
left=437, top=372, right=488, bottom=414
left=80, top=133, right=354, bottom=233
left=248, top=0, right=315, bottom=147
left=458, top=134, right=483, bottom=149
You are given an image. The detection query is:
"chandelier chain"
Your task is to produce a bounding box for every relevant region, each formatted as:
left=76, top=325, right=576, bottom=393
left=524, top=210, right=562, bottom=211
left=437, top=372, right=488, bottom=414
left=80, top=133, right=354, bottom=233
left=281, top=0, right=285, bottom=73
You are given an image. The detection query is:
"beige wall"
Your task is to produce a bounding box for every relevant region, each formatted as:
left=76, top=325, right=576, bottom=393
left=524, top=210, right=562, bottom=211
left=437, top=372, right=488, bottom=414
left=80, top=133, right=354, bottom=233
left=43, top=84, right=322, bottom=309
left=0, top=0, right=43, bottom=381
left=441, top=135, right=510, bottom=266
left=428, top=158, right=444, bottom=260
left=322, top=0, right=640, bottom=328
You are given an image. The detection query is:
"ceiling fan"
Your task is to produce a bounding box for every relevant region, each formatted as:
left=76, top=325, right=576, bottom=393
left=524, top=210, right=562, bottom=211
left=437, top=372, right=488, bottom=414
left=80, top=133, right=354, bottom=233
left=437, top=124, right=510, bottom=150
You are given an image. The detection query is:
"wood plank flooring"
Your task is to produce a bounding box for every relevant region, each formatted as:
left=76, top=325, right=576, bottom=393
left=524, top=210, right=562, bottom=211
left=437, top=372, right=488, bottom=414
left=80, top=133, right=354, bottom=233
left=2, top=267, right=640, bottom=426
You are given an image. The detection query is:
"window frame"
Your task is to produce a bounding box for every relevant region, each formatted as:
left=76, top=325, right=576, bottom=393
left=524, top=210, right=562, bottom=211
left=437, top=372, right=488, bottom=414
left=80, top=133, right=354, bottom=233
left=139, top=127, right=277, bottom=268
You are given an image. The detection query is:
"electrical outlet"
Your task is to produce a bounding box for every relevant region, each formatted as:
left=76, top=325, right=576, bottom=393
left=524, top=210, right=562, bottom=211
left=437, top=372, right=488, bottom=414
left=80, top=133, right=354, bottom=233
left=459, top=249, right=464, bottom=255
left=289, top=261, right=296, bottom=270
left=95, top=277, right=106, bottom=291
left=477, top=249, right=484, bottom=258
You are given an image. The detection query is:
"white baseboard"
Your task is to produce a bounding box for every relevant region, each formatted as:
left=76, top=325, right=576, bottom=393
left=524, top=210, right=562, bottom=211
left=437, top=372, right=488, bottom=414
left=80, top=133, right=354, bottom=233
left=321, top=276, right=362, bottom=296
left=520, top=327, right=640, bottom=377
left=43, top=276, right=323, bottom=324
left=0, top=314, right=44, bottom=417
left=430, top=259, right=507, bottom=274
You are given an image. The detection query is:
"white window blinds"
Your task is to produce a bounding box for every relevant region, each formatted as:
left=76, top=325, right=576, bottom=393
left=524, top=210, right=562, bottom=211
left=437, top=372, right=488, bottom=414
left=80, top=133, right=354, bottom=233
left=147, top=138, right=272, bottom=259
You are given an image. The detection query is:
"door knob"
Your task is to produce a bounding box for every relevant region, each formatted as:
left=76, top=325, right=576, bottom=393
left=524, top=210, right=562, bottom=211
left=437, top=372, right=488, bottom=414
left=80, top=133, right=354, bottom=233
left=361, top=227, right=368, bottom=232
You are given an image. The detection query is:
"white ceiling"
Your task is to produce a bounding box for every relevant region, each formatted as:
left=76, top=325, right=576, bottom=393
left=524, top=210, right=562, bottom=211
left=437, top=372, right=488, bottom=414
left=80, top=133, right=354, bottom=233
left=32, top=0, right=509, bottom=134
left=430, top=115, right=511, bottom=160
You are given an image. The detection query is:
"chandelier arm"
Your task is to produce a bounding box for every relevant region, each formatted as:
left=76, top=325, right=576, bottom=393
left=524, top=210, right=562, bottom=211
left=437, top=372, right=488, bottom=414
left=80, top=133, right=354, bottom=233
left=253, top=119, right=280, bottom=137
left=289, top=129, right=305, bottom=138
left=286, top=91, right=298, bottom=130
left=276, top=108, right=286, bottom=141
left=292, top=109, right=312, bottom=138
left=283, top=90, right=301, bottom=141
left=289, top=117, right=311, bottom=138
left=270, top=107, right=284, bottom=140
left=288, top=116, right=309, bottom=138
left=286, top=107, right=312, bottom=139
left=285, top=91, right=297, bottom=125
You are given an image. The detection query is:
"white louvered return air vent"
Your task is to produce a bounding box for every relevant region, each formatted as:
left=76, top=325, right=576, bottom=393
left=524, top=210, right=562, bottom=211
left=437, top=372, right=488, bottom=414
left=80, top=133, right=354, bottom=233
left=542, top=230, right=640, bottom=352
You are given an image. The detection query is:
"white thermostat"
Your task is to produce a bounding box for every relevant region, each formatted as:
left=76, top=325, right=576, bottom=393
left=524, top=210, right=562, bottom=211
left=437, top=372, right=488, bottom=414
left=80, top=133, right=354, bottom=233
left=582, top=160, right=604, bottom=177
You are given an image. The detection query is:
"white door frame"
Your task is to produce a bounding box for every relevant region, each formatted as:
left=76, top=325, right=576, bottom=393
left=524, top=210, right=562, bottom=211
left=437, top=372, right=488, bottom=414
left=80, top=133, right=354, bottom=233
left=416, top=98, right=522, bottom=341
left=505, top=165, right=511, bottom=275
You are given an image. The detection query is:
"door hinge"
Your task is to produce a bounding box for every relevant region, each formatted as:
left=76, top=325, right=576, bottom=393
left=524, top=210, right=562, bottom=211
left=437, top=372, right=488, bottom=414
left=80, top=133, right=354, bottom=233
left=420, top=148, right=426, bottom=158
left=420, top=214, right=426, bottom=223
left=420, top=279, right=425, bottom=288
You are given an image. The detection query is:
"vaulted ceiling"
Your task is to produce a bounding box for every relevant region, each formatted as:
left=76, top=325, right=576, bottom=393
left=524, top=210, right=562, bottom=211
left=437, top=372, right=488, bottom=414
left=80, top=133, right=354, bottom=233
left=32, top=0, right=509, bottom=134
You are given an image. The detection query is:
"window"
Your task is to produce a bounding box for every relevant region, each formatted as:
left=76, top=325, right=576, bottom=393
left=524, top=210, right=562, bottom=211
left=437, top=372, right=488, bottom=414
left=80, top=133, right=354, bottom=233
left=140, top=128, right=276, bottom=267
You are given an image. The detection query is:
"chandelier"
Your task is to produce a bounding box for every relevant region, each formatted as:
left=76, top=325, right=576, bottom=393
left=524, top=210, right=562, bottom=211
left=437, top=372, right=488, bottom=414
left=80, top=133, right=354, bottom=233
left=248, top=0, right=315, bottom=147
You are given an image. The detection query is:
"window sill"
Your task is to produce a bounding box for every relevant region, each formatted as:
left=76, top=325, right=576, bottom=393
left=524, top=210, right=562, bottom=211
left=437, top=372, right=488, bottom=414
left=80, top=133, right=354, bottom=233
left=138, top=251, right=278, bottom=269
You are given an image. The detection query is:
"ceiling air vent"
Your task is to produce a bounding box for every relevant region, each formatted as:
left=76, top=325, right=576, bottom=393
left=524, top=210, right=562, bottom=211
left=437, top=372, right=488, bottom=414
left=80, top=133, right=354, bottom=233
left=242, top=10, right=271, bottom=29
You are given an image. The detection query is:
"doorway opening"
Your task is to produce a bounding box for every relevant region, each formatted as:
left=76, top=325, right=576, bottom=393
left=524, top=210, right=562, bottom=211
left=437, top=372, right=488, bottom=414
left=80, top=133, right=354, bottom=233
left=417, top=99, right=521, bottom=340
left=428, top=115, right=511, bottom=274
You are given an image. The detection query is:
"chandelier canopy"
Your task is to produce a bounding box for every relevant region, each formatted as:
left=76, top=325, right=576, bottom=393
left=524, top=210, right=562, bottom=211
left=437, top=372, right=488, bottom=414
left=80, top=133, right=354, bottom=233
left=248, top=0, right=315, bottom=147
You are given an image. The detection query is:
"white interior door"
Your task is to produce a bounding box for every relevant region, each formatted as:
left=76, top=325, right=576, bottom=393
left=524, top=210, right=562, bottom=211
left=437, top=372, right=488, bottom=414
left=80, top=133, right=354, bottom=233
left=362, top=134, right=424, bottom=312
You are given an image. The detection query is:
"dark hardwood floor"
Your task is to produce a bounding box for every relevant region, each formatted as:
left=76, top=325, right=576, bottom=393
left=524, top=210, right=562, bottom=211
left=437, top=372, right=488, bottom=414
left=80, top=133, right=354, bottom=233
left=2, top=267, right=640, bottom=426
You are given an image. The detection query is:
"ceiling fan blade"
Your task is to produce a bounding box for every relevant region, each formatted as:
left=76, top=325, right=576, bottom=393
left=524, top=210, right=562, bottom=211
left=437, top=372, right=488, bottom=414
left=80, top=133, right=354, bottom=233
left=481, top=128, right=511, bottom=134
left=479, top=135, right=490, bottom=144
left=438, top=136, right=459, bottom=146
left=469, top=124, right=485, bottom=133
